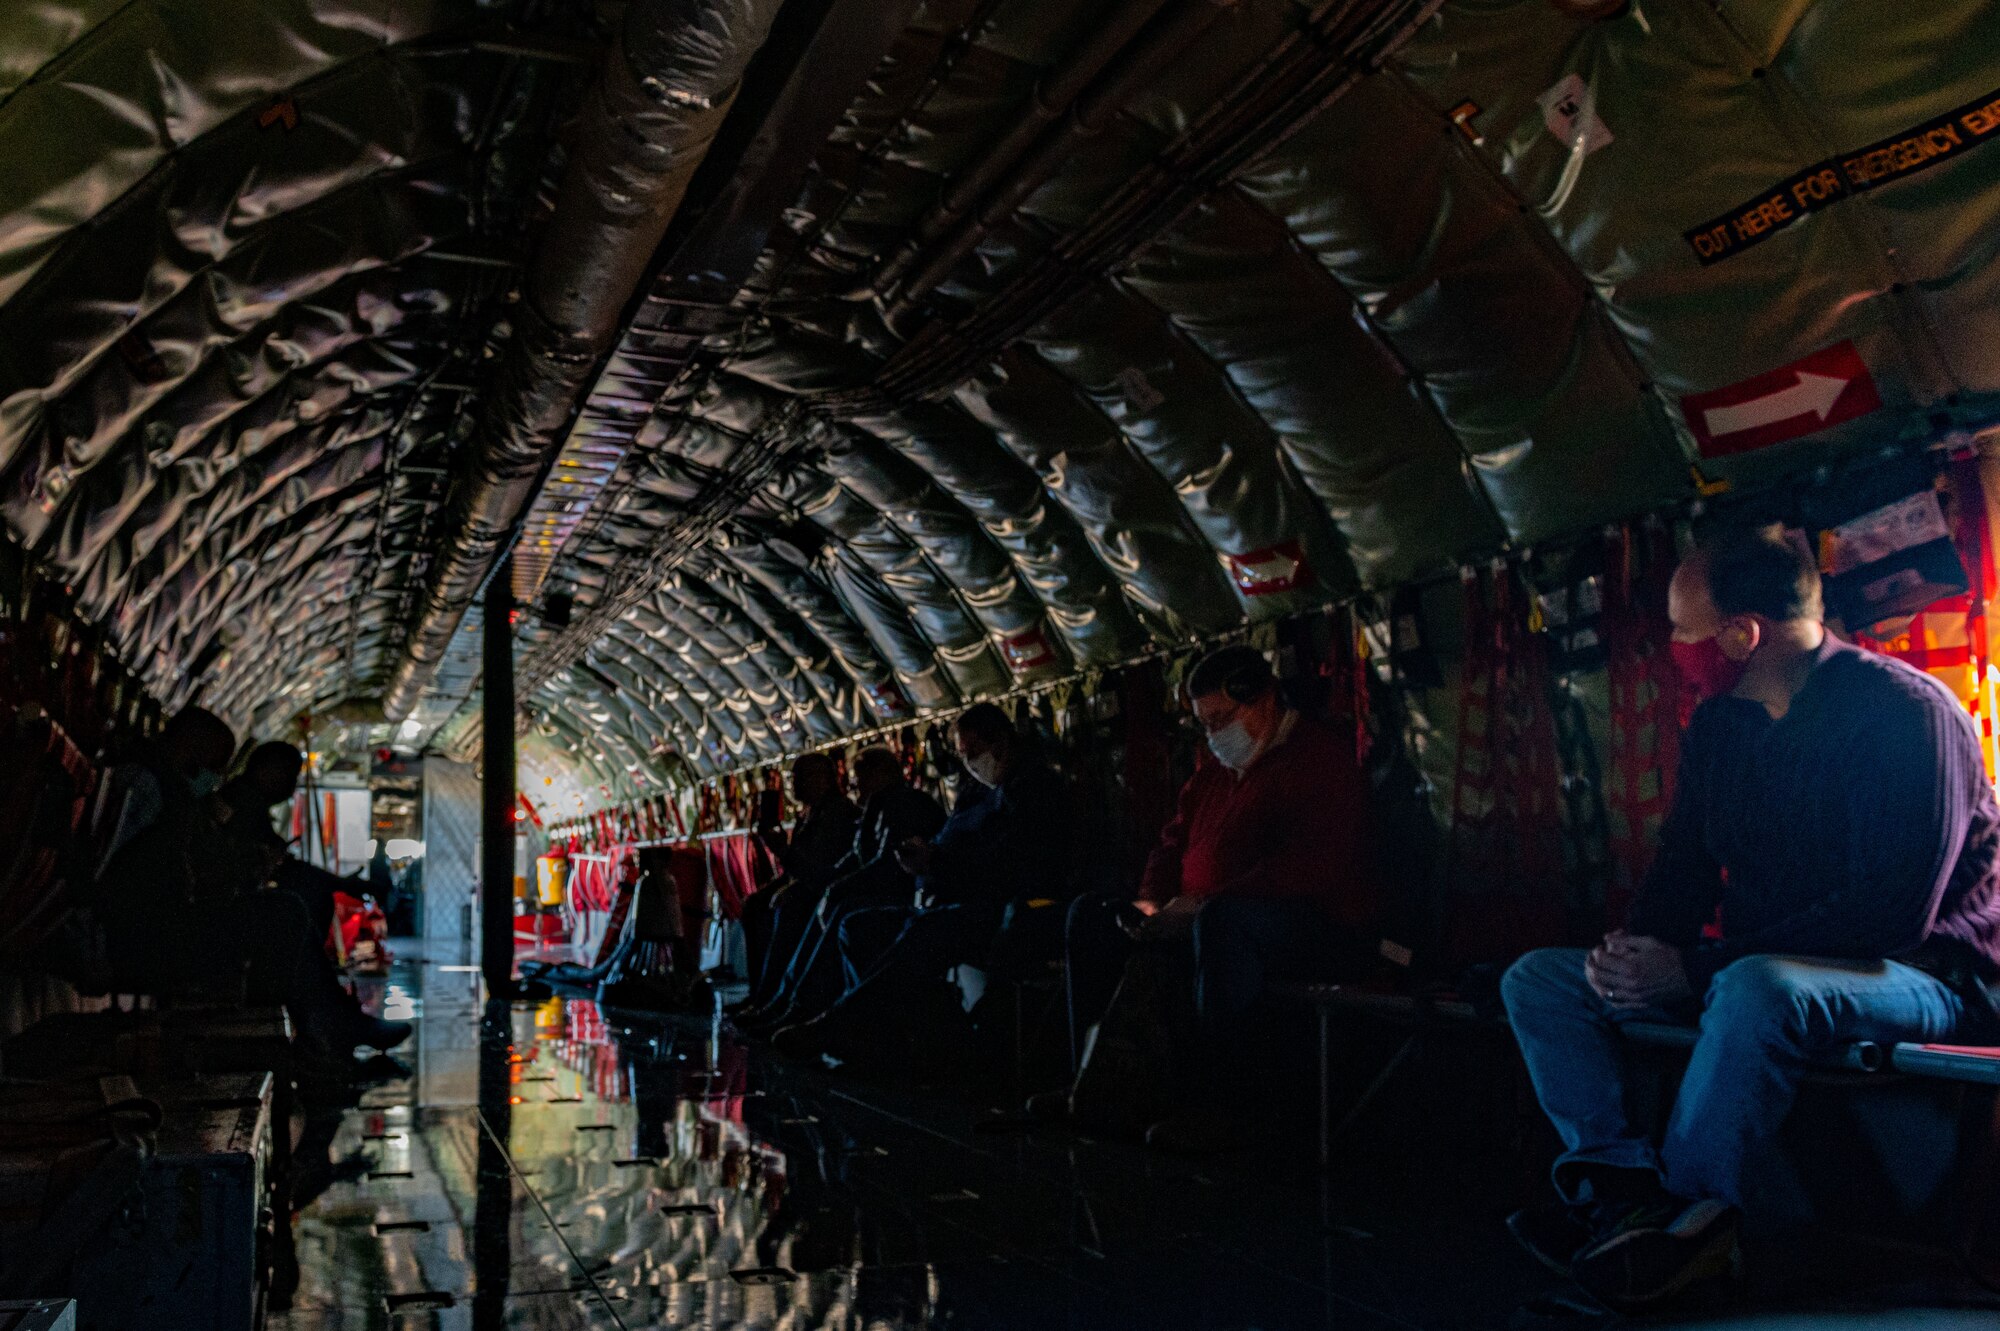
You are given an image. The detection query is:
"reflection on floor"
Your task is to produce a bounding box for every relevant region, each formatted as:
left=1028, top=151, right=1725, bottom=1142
left=271, top=946, right=2000, bottom=1330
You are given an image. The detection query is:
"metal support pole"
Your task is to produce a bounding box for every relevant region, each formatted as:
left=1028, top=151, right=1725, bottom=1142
left=481, top=560, right=516, bottom=996
left=1318, top=1006, right=1330, bottom=1171
left=472, top=998, right=516, bottom=1330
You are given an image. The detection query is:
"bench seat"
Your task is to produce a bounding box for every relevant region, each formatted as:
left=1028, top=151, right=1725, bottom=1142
left=1285, top=983, right=1886, bottom=1069
left=1888, top=1044, right=2000, bottom=1084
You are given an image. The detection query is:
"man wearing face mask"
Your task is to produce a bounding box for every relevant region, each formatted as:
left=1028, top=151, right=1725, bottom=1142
left=734, top=753, right=861, bottom=1014
left=1501, top=523, right=2000, bottom=1308
left=734, top=747, right=947, bottom=1035
left=94, top=710, right=410, bottom=1058
left=93, top=706, right=239, bottom=933
left=770, top=704, right=1070, bottom=1062
left=1033, top=644, right=1381, bottom=1145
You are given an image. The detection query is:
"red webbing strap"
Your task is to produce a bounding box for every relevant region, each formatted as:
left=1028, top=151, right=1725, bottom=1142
left=1444, top=566, right=1567, bottom=965
left=1493, top=571, right=1566, bottom=936
left=1603, top=524, right=1683, bottom=923
left=1448, top=568, right=1500, bottom=843
left=1314, top=604, right=1373, bottom=769
left=1853, top=468, right=1991, bottom=682
left=587, top=868, right=637, bottom=971
left=1868, top=599, right=1973, bottom=672
left=1961, top=456, right=1995, bottom=680
left=702, top=840, right=730, bottom=919
left=1957, top=458, right=1997, bottom=771
left=1352, top=614, right=1375, bottom=769
left=1119, top=661, right=1176, bottom=881
left=1341, top=605, right=1375, bottom=768
left=705, top=833, right=756, bottom=920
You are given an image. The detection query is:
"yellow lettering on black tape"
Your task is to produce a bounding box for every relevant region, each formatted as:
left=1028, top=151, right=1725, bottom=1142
left=1683, top=86, right=2000, bottom=265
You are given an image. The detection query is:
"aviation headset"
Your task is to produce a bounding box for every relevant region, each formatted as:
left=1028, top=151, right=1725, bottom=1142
left=1221, top=659, right=1272, bottom=703
left=1191, top=645, right=1274, bottom=704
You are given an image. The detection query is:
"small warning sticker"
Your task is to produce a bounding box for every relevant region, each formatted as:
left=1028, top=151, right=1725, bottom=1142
left=1223, top=540, right=1314, bottom=597
left=1679, top=340, right=1882, bottom=458
left=999, top=626, right=1057, bottom=672
left=1448, top=99, right=1484, bottom=145
left=1116, top=366, right=1165, bottom=413
left=1538, top=74, right=1613, bottom=158
left=862, top=680, right=908, bottom=718
left=258, top=95, right=299, bottom=132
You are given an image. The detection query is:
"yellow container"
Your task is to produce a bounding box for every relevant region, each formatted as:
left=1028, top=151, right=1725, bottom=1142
left=535, top=856, right=568, bottom=907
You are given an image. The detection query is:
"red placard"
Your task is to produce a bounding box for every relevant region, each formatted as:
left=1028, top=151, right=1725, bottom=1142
left=1223, top=540, right=1314, bottom=597
left=862, top=680, right=908, bottom=718
left=1681, top=340, right=1882, bottom=458
left=1000, top=626, right=1057, bottom=671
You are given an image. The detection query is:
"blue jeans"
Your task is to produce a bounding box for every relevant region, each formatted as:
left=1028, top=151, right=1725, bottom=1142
left=1502, top=947, right=1979, bottom=1208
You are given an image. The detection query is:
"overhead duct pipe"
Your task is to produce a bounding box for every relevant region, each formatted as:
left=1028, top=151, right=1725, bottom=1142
left=880, top=0, right=1242, bottom=322
left=865, top=0, right=1178, bottom=298
left=382, top=0, right=787, bottom=721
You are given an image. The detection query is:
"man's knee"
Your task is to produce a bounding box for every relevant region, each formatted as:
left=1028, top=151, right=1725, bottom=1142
left=1700, top=955, right=1809, bottom=1040
left=1500, top=947, right=1592, bottom=1021
left=1190, top=894, right=1259, bottom=954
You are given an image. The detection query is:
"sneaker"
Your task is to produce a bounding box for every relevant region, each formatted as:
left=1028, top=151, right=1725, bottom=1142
left=768, top=1018, right=831, bottom=1058
left=1505, top=1202, right=1599, bottom=1277
left=975, top=1089, right=1071, bottom=1132
left=1143, top=1107, right=1239, bottom=1156
left=1023, top=1088, right=1071, bottom=1121
left=1570, top=1198, right=1739, bottom=1307
left=353, top=1052, right=411, bottom=1084
left=737, top=1006, right=798, bottom=1039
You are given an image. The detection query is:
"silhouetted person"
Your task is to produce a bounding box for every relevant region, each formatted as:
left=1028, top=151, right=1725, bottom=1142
left=737, top=754, right=859, bottom=1008
left=734, top=747, right=946, bottom=1032
left=771, top=705, right=1069, bottom=1062
left=98, top=713, right=408, bottom=1058
left=217, top=740, right=343, bottom=944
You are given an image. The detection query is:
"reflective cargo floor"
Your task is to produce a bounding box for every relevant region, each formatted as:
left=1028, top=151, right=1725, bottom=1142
left=272, top=946, right=2000, bottom=1331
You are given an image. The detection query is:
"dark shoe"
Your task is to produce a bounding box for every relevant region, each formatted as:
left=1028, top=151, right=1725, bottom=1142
left=773, top=1011, right=905, bottom=1069
left=737, top=1006, right=798, bottom=1039
left=292, top=1045, right=368, bottom=1110
left=1143, top=1107, right=1239, bottom=1156
left=676, top=973, right=715, bottom=1010
left=1023, top=1088, right=1071, bottom=1121
left=353, top=1052, right=411, bottom=1084
left=975, top=1089, right=1072, bottom=1133
left=768, top=1019, right=830, bottom=1059
left=1570, top=1199, right=1739, bottom=1307
left=1506, top=1291, right=1616, bottom=1329
left=1507, top=1202, right=1599, bottom=1278
left=350, top=1014, right=413, bottom=1052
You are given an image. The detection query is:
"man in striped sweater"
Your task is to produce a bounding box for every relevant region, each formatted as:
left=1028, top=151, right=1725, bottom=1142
left=1504, top=522, right=2000, bottom=1307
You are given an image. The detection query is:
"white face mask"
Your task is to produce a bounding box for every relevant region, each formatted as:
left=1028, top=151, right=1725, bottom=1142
left=965, top=752, right=1004, bottom=788
left=190, top=768, right=223, bottom=798
left=1206, top=721, right=1259, bottom=773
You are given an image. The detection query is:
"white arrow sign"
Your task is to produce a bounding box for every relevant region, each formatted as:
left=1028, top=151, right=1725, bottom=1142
left=1702, top=370, right=1850, bottom=438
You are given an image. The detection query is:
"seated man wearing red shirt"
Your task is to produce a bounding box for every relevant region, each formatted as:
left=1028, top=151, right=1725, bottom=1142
left=1050, top=644, right=1383, bottom=1148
